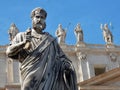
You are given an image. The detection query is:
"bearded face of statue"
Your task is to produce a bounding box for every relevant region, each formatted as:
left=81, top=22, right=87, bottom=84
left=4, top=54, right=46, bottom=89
left=32, top=11, right=46, bottom=33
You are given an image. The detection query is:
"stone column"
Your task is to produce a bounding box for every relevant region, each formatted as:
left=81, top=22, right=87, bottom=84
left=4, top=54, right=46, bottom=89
left=7, top=58, right=14, bottom=83
left=108, top=53, right=119, bottom=70
left=13, top=61, right=20, bottom=83
left=76, top=52, right=90, bottom=81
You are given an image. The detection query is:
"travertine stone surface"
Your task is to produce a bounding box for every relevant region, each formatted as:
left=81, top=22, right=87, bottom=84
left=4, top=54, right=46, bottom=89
left=0, top=41, right=120, bottom=90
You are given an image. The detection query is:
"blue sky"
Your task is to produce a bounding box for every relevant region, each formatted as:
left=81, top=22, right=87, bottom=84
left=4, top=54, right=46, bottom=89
left=0, top=0, right=120, bottom=45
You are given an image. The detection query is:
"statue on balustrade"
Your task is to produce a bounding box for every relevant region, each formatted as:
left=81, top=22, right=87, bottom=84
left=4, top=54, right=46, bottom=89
left=74, top=23, right=83, bottom=44
left=100, top=23, right=113, bottom=44
left=6, top=7, right=78, bottom=90
left=8, top=23, right=19, bottom=44
left=56, top=24, right=66, bottom=44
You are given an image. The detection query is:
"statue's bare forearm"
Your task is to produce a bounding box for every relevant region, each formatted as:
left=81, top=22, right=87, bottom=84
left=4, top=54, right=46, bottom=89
left=6, top=41, right=25, bottom=57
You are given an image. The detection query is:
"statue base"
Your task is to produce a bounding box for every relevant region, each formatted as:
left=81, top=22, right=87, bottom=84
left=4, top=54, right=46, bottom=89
left=76, top=42, right=86, bottom=47
left=106, top=43, right=115, bottom=48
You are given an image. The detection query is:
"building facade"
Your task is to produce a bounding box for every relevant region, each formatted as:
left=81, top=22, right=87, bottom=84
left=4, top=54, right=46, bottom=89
left=0, top=23, right=120, bottom=90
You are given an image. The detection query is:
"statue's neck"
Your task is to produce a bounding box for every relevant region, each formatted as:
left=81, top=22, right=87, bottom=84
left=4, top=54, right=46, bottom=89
left=31, top=29, right=44, bottom=38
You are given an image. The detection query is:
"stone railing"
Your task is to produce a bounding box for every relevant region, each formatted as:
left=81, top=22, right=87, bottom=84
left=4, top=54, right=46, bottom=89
left=0, top=45, right=8, bottom=53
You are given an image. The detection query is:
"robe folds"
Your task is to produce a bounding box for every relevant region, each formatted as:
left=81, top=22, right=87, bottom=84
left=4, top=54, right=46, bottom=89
left=9, top=32, right=78, bottom=90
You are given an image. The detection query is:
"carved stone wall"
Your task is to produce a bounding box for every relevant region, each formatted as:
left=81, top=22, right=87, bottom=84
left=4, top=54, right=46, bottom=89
left=0, top=45, right=21, bottom=90
left=0, top=43, right=120, bottom=90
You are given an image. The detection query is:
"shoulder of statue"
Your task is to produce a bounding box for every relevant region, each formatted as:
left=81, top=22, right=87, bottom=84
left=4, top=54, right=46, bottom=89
left=44, top=32, right=56, bottom=41
left=13, top=32, right=26, bottom=40
left=16, top=32, right=25, bottom=36
left=11, top=32, right=26, bottom=44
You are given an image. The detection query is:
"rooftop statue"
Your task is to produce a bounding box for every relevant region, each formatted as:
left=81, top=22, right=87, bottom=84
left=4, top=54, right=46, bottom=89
left=8, top=23, right=19, bottom=44
left=56, top=24, right=66, bottom=44
left=100, top=23, right=113, bottom=44
left=6, top=7, right=78, bottom=90
left=74, top=23, right=83, bottom=44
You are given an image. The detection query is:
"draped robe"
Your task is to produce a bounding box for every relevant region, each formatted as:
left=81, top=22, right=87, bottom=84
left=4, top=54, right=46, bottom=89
left=9, top=32, right=78, bottom=90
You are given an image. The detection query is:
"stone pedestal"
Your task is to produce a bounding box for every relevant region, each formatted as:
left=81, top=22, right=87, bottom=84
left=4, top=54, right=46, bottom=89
left=5, top=84, right=21, bottom=90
